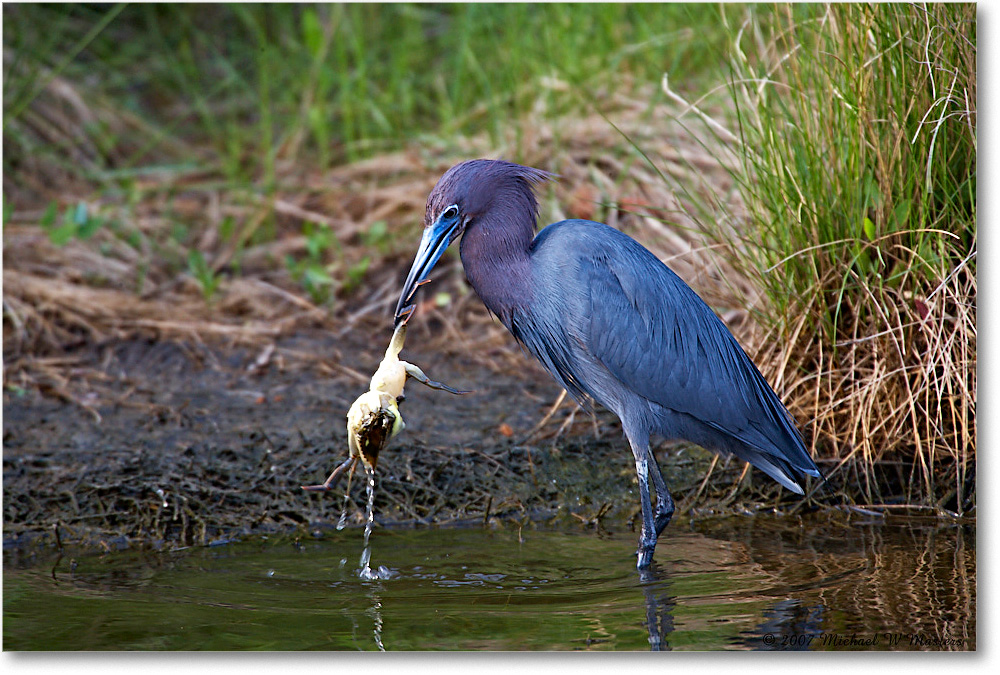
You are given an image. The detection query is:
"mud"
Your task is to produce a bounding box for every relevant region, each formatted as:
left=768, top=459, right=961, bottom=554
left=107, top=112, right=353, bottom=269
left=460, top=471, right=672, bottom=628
left=5, top=320, right=729, bottom=553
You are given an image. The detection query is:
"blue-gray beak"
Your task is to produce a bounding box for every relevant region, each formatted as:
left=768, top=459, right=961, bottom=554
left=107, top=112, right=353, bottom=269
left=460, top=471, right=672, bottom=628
left=394, top=212, right=461, bottom=325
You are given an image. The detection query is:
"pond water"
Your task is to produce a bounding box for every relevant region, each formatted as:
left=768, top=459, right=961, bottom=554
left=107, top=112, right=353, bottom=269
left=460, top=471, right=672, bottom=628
left=3, top=515, right=974, bottom=651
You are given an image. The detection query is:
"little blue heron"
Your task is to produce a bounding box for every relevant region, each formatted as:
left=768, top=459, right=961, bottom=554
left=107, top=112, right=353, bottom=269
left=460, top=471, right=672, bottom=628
left=394, top=159, right=820, bottom=568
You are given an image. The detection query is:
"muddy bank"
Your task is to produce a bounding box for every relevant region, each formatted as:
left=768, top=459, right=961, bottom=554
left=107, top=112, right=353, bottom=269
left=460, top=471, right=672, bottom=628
left=5, top=321, right=742, bottom=553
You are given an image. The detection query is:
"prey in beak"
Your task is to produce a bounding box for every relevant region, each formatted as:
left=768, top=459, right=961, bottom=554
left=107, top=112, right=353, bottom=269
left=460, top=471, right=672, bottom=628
left=301, top=323, right=468, bottom=492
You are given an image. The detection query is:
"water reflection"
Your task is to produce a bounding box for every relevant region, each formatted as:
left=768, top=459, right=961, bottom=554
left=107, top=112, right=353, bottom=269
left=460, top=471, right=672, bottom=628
left=3, top=514, right=974, bottom=651
left=689, top=515, right=975, bottom=651
left=744, top=599, right=825, bottom=650
left=637, top=564, right=676, bottom=651
left=365, top=587, right=386, bottom=651
left=623, top=514, right=974, bottom=652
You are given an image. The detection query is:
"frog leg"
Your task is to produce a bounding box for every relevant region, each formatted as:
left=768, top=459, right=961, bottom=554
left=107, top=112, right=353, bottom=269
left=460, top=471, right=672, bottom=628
left=301, top=455, right=357, bottom=492
left=403, top=362, right=470, bottom=395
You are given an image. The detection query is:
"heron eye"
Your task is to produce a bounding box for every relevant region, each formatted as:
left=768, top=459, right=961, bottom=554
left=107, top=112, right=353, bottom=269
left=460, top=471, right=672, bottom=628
left=441, top=204, right=459, bottom=220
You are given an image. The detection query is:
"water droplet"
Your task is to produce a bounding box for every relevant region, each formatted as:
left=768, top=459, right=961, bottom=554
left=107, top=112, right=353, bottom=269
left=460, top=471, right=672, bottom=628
left=357, top=463, right=377, bottom=579
left=337, top=486, right=350, bottom=530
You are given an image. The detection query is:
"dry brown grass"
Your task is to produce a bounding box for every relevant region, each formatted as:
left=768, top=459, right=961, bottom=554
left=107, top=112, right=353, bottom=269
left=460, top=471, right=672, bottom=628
left=768, top=248, right=977, bottom=513
left=4, top=83, right=753, bottom=392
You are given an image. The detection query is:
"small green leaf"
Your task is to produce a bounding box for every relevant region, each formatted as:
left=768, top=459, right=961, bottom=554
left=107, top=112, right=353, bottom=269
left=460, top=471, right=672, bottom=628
left=40, top=202, right=58, bottom=228
left=343, top=256, right=371, bottom=293
left=890, top=199, right=911, bottom=231
left=366, top=220, right=387, bottom=242
left=187, top=249, right=218, bottom=300
left=48, top=222, right=77, bottom=246
left=126, top=230, right=143, bottom=251
left=77, top=215, right=104, bottom=239
left=304, top=222, right=332, bottom=259
left=304, top=265, right=334, bottom=288
left=219, top=215, right=236, bottom=242
left=362, top=220, right=392, bottom=253
left=862, top=216, right=876, bottom=240
left=188, top=249, right=208, bottom=276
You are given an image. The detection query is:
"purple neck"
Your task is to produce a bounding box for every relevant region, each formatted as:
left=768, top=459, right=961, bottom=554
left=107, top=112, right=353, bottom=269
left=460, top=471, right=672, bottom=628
left=459, top=208, right=535, bottom=319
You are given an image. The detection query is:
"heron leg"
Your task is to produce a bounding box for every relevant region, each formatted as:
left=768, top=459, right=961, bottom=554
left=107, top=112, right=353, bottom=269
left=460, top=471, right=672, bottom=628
left=627, top=432, right=658, bottom=569
left=648, top=452, right=675, bottom=537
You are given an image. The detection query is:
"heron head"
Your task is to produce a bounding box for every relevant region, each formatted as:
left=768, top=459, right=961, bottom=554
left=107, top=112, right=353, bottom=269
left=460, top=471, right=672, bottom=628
left=394, top=159, right=553, bottom=324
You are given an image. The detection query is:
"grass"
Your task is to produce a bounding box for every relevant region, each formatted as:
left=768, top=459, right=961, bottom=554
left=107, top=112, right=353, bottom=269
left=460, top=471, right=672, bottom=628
left=2, top=2, right=736, bottom=320
left=3, top=3, right=732, bottom=194
left=672, top=3, right=975, bottom=511
left=2, top=4, right=977, bottom=512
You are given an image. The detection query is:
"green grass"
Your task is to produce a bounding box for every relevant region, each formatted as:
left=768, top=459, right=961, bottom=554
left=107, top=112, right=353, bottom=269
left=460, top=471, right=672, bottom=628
left=2, top=2, right=739, bottom=313
left=3, top=3, right=733, bottom=195
left=684, top=3, right=976, bottom=507
left=723, top=3, right=975, bottom=333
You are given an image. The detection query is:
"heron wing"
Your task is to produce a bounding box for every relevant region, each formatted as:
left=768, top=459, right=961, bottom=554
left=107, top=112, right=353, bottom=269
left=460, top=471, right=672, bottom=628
left=564, top=223, right=817, bottom=480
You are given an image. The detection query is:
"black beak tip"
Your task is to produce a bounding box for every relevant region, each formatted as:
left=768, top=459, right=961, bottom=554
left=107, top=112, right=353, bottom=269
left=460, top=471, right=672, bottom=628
left=394, top=303, right=415, bottom=327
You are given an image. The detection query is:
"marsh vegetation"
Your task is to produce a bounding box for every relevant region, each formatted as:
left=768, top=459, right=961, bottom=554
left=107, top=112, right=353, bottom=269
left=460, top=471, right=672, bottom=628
left=3, top=3, right=976, bottom=549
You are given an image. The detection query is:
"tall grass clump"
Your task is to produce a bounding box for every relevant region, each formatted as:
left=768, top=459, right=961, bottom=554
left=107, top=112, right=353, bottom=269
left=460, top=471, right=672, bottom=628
left=711, top=4, right=975, bottom=511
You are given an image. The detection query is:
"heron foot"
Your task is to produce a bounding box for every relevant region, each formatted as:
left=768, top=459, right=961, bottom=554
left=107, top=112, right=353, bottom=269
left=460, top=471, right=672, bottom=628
left=636, top=547, right=655, bottom=569
left=636, top=539, right=658, bottom=569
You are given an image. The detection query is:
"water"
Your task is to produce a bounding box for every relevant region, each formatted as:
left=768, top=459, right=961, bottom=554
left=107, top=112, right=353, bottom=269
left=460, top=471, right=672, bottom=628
left=3, top=516, right=974, bottom=651
left=358, top=464, right=395, bottom=584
